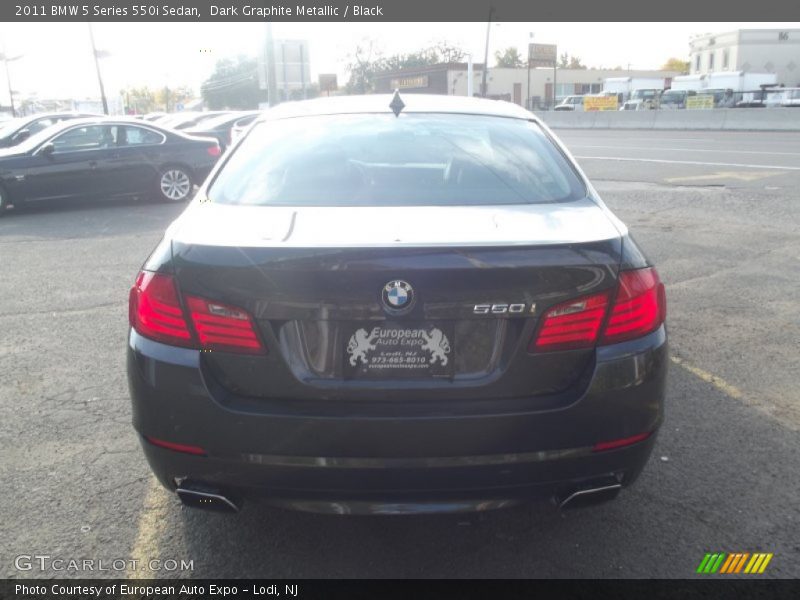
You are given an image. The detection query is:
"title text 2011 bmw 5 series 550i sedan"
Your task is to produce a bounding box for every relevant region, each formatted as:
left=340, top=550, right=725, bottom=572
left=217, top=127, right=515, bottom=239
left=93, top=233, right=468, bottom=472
left=127, top=94, right=667, bottom=515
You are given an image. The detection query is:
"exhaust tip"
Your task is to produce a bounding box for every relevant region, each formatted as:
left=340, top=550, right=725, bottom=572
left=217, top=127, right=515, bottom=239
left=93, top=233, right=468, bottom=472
left=557, top=482, right=622, bottom=510
left=177, top=483, right=241, bottom=513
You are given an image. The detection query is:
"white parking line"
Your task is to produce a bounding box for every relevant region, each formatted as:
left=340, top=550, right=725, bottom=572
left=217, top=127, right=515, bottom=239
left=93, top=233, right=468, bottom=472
left=570, top=144, right=800, bottom=157
left=572, top=156, right=800, bottom=171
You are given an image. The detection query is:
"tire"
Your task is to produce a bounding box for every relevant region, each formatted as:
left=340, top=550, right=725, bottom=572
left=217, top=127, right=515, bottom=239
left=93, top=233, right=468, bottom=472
left=156, top=166, right=193, bottom=203
left=0, top=185, right=9, bottom=216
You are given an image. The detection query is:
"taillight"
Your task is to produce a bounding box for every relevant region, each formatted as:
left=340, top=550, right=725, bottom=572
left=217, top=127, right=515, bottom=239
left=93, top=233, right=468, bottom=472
left=129, top=271, right=194, bottom=347
left=600, top=267, right=666, bottom=345
left=129, top=271, right=265, bottom=355
left=529, top=267, right=666, bottom=352
left=207, top=144, right=221, bottom=157
left=529, top=292, right=609, bottom=352
left=185, top=296, right=266, bottom=355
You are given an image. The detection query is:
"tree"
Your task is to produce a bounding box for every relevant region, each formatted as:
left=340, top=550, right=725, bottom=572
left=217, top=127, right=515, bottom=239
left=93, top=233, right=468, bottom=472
left=494, top=47, right=524, bottom=68
left=155, top=85, right=193, bottom=112
left=344, top=39, right=467, bottom=94
left=568, top=56, right=586, bottom=69
left=557, top=53, right=586, bottom=70
left=662, top=58, right=690, bottom=74
left=431, top=41, right=466, bottom=63
left=122, top=86, right=156, bottom=114
left=345, top=39, right=382, bottom=95
left=201, top=55, right=264, bottom=109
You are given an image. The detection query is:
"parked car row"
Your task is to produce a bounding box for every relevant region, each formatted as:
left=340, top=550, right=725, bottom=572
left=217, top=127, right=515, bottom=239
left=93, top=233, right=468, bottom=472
left=0, top=112, right=100, bottom=147
left=0, top=108, right=268, bottom=215
left=137, top=110, right=261, bottom=150
left=0, top=116, right=223, bottom=214
left=555, top=87, right=800, bottom=111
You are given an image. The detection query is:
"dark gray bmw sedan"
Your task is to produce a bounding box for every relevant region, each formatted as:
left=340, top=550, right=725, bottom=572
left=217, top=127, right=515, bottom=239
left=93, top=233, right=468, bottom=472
left=127, top=94, right=667, bottom=514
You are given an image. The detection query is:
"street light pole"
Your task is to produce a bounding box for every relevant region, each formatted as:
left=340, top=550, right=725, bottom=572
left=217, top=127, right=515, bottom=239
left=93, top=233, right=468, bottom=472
left=553, top=45, right=558, bottom=110
left=2, top=57, right=15, bottom=117
left=526, top=32, right=533, bottom=110
left=87, top=23, right=109, bottom=115
left=265, top=22, right=279, bottom=107
left=0, top=38, right=18, bottom=117
left=480, top=6, right=495, bottom=97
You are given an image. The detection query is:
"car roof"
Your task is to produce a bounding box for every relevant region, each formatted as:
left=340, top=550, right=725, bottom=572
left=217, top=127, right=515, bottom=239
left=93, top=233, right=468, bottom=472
left=22, top=111, right=99, bottom=122
left=256, top=94, right=537, bottom=123
left=12, top=116, right=175, bottom=147
left=41, top=116, right=171, bottom=129
left=185, top=111, right=259, bottom=131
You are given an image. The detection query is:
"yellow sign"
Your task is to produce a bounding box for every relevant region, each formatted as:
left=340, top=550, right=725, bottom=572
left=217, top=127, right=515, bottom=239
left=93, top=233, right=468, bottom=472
left=583, top=96, right=618, bottom=111
left=686, top=95, right=715, bottom=109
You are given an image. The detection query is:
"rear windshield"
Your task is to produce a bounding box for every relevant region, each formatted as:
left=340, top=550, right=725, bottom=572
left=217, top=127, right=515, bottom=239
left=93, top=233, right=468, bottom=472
left=207, top=113, right=586, bottom=206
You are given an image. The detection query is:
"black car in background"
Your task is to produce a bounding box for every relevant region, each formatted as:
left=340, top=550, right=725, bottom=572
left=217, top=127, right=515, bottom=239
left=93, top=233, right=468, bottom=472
left=0, top=117, right=221, bottom=213
left=0, top=112, right=98, bottom=148
left=155, top=111, right=231, bottom=131
left=183, top=111, right=260, bottom=151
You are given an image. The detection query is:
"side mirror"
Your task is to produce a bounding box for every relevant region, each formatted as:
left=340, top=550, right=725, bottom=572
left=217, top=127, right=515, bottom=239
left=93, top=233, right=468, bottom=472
left=39, top=143, right=55, bottom=157
left=12, top=129, right=30, bottom=143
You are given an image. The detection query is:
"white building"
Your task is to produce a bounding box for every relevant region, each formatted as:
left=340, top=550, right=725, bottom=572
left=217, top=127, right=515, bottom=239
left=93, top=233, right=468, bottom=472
left=689, top=29, right=800, bottom=86
left=375, top=64, right=680, bottom=109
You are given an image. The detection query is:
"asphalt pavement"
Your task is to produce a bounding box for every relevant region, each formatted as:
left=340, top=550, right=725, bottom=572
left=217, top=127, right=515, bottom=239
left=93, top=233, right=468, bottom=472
left=1, top=129, right=798, bottom=579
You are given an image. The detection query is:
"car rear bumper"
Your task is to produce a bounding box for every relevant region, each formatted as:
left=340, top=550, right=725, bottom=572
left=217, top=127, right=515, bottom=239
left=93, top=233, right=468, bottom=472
left=127, top=326, right=667, bottom=514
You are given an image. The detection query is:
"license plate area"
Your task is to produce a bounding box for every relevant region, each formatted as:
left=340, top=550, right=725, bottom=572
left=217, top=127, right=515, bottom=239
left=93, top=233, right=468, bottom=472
left=344, top=322, right=454, bottom=379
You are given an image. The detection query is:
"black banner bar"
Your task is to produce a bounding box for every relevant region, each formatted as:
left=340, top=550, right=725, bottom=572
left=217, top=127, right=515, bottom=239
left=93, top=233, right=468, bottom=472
left=2, top=0, right=799, bottom=22
left=3, top=579, right=800, bottom=600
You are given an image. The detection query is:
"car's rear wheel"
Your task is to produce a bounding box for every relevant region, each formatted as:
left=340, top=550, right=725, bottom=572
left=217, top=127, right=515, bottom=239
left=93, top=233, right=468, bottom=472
left=157, top=166, right=193, bottom=203
left=0, top=185, right=9, bottom=216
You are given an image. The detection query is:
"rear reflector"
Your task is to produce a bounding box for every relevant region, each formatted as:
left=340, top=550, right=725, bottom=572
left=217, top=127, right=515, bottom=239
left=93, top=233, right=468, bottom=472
left=592, top=431, right=652, bottom=452
left=129, top=271, right=194, bottom=348
left=145, top=436, right=206, bottom=456
left=600, top=268, right=666, bottom=345
left=529, top=292, right=609, bottom=352
left=185, top=296, right=266, bottom=355
left=530, top=267, right=666, bottom=352
left=207, top=145, right=221, bottom=157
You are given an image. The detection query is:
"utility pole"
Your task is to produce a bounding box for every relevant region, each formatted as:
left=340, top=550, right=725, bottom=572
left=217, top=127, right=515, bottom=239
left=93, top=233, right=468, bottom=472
left=480, top=6, right=495, bottom=97
left=526, top=32, right=533, bottom=110
left=88, top=23, right=109, bottom=114
left=467, top=54, right=474, bottom=97
left=552, top=45, right=558, bottom=110
left=299, top=43, right=307, bottom=100
left=265, top=22, right=279, bottom=107
left=0, top=35, right=21, bottom=117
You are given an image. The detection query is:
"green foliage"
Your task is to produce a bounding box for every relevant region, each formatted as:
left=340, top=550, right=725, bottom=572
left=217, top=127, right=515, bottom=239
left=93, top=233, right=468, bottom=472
left=155, top=85, right=193, bottom=112
left=662, top=58, right=690, bottom=73
left=344, top=40, right=466, bottom=94
left=494, top=47, right=524, bottom=68
left=558, top=53, right=586, bottom=69
left=201, top=56, right=264, bottom=109
left=122, top=86, right=157, bottom=114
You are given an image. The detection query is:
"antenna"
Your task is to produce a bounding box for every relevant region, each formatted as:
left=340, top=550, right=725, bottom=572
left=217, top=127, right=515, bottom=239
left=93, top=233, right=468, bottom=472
left=389, top=89, right=405, bottom=117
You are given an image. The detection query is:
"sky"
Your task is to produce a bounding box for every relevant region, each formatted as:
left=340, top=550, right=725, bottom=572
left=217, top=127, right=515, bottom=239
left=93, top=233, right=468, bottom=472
left=1, top=22, right=797, bottom=102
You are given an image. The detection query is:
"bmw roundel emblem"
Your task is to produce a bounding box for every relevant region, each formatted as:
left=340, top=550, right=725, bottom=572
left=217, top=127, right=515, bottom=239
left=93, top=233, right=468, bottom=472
left=382, top=280, right=415, bottom=312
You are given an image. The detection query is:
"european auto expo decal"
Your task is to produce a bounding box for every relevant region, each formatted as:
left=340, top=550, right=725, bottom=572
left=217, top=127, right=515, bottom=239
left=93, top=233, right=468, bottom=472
left=346, top=324, right=452, bottom=378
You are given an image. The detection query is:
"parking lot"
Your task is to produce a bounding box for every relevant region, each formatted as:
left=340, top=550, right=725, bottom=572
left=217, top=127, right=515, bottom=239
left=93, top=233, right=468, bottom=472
left=1, top=129, right=799, bottom=579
